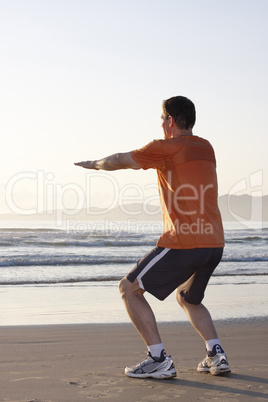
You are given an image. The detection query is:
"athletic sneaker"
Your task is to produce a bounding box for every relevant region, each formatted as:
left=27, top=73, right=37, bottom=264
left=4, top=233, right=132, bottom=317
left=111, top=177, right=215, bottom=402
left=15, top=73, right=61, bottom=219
left=197, top=344, right=231, bottom=376
left=125, top=350, right=177, bottom=379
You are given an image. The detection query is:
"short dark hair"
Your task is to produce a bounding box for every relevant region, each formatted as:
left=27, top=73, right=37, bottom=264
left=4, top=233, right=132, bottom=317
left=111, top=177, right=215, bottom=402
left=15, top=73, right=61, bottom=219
left=162, top=96, right=196, bottom=129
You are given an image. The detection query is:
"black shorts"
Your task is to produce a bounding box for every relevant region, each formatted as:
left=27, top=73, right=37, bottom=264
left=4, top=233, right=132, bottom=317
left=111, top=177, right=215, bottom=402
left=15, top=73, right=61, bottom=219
left=126, top=247, right=223, bottom=304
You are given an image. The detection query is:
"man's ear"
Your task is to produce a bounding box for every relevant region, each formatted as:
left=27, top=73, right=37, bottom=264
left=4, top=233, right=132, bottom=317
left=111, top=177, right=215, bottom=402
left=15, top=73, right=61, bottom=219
left=168, top=115, right=175, bottom=127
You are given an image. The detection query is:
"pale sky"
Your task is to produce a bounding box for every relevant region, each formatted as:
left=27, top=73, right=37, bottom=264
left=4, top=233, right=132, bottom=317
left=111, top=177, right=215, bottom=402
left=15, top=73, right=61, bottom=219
left=1, top=0, right=267, bottom=214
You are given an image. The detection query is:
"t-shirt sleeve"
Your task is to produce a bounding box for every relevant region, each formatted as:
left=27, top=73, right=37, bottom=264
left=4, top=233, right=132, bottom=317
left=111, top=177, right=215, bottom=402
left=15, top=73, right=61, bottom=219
left=131, top=140, right=167, bottom=170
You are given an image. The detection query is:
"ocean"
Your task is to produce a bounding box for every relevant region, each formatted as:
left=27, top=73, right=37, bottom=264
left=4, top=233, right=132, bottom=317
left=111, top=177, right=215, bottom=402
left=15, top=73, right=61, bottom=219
left=0, top=221, right=267, bottom=325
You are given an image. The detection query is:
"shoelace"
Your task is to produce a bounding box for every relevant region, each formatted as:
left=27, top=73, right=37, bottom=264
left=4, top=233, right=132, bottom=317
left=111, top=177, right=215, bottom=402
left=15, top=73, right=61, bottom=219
left=134, top=354, right=153, bottom=367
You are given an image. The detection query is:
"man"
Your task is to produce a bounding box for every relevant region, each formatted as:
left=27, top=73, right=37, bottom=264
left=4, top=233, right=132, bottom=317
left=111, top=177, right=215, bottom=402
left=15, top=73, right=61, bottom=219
left=75, top=96, right=230, bottom=379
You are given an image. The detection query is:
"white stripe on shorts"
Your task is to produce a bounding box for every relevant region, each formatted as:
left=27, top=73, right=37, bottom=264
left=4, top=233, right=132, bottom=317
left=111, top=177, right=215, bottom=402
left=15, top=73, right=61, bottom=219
left=137, top=248, right=170, bottom=290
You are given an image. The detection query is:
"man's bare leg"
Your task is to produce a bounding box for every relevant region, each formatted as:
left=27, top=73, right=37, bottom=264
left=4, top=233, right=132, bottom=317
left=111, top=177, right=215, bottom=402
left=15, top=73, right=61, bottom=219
left=119, top=277, right=177, bottom=379
left=176, top=291, right=231, bottom=375
left=176, top=291, right=218, bottom=341
left=119, top=277, right=161, bottom=346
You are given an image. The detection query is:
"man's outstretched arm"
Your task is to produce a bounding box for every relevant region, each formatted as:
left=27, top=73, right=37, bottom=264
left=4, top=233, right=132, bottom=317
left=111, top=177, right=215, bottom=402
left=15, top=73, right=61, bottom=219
left=74, top=152, right=141, bottom=171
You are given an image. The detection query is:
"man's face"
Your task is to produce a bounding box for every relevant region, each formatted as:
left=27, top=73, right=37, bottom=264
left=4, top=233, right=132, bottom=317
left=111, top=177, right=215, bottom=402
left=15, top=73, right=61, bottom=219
left=161, top=113, right=171, bottom=139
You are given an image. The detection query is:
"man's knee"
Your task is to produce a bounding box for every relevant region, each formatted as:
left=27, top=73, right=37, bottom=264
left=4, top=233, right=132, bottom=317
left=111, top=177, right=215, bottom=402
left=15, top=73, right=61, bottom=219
left=176, top=289, right=186, bottom=307
left=176, top=288, right=203, bottom=307
left=118, top=277, right=143, bottom=298
left=118, top=277, right=129, bottom=297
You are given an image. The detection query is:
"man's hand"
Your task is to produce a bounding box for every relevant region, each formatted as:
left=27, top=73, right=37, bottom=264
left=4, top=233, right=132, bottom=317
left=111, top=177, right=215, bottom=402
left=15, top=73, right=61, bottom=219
left=74, top=161, right=98, bottom=169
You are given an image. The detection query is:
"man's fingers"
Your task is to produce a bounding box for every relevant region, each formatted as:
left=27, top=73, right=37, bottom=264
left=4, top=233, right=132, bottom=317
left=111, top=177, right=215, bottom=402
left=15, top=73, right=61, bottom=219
left=74, top=161, right=96, bottom=169
left=74, top=161, right=86, bottom=166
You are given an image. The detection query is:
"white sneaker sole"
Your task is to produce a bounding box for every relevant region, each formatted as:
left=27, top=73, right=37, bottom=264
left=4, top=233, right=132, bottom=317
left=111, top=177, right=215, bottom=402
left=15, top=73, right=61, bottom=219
left=210, top=365, right=231, bottom=376
left=197, top=365, right=231, bottom=376
left=125, top=369, right=177, bottom=379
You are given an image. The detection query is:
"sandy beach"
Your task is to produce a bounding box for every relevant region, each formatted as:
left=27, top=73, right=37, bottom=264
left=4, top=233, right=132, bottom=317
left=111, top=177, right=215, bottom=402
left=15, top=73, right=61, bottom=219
left=0, top=318, right=267, bottom=401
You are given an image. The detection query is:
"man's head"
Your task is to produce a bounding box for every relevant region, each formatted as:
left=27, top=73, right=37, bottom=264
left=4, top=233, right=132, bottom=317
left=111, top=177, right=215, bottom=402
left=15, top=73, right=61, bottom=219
left=162, top=96, right=196, bottom=130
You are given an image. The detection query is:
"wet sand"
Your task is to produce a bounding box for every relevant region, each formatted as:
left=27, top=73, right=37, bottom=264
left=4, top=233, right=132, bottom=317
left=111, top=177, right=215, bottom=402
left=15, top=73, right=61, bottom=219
left=0, top=318, right=267, bottom=401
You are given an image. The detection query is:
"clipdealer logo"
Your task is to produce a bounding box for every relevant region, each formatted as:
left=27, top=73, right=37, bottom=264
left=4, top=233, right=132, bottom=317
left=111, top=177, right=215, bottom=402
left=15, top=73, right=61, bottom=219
left=4, top=169, right=265, bottom=230
left=227, top=170, right=263, bottom=228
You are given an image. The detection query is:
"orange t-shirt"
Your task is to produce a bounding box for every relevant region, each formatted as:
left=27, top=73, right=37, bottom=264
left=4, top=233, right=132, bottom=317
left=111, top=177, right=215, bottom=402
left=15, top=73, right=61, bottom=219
left=131, top=135, right=224, bottom=249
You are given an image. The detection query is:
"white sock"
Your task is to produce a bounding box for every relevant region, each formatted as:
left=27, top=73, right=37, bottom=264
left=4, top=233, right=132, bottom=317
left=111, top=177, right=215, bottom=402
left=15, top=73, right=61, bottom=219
left=205, top=339, right=222, bottom=352
left=147, top=343, right=165, bottom=358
